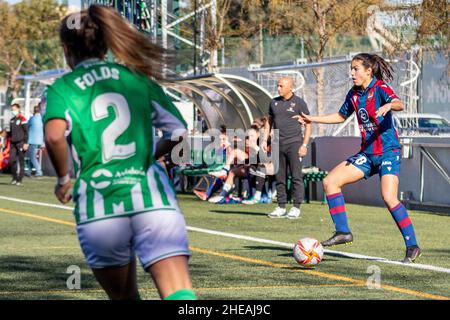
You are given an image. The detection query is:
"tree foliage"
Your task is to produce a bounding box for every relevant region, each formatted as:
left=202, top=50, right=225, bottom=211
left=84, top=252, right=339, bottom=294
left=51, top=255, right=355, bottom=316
left=0, top=0, right=66, bottom=101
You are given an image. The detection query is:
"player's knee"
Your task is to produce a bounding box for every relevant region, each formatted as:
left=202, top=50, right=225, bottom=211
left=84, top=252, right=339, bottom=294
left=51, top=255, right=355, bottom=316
left=323, top=176, right=337, bottom=193
left=381, top=192, right=398, bottom=208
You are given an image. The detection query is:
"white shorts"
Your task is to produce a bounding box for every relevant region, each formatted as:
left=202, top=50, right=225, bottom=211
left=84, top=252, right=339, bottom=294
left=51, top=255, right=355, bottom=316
left=76, top=209, right=191, bottom=269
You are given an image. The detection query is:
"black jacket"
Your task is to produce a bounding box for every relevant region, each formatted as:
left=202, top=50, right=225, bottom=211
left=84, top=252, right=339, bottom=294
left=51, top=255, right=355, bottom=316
left=8, top=114, right=28, bottom=144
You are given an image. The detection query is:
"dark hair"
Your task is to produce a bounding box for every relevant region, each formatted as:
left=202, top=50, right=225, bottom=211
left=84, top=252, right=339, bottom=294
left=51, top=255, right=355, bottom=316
left=60, top=5, right=168, bottom=80
left=252, top=116, right=269, bottom=130
left=352, top=53, right=394, bottom=82
left=11, top=103, right=20, bottom=109
left=219, top=125, right=227, bottom=134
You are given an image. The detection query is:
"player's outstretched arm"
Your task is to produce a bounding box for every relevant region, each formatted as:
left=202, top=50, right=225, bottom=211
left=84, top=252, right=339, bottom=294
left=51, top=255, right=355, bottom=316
left=45, top=119, right=72, bottom=204
left=375, top=99, right=404, bottom=118
left=293, top=112, right=346, bottom=125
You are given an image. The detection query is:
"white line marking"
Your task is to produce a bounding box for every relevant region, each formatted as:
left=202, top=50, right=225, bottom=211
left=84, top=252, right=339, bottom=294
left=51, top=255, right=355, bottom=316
left=0, top=196, right=73, bottom=211
left=1, top=195, right=449, bottom=274
left=187, top=226, right=450, bottom=274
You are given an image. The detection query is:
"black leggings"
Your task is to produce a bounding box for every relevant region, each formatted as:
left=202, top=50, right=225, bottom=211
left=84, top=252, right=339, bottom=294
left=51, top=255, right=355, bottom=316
left=9, top=142, right=25, bottom=182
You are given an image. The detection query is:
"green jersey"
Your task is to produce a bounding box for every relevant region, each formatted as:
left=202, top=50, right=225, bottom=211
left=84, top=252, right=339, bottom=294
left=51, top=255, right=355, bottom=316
left=43, top=59, right=187, bottom=225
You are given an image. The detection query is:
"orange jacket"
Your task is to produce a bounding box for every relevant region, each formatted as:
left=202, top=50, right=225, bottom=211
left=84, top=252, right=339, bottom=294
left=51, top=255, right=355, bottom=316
left=0, top=138, right=10, bottom=170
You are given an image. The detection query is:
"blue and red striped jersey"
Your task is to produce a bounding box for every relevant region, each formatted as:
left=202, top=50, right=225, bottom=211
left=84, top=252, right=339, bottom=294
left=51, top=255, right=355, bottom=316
left=338, top=77, right=401, bottom=155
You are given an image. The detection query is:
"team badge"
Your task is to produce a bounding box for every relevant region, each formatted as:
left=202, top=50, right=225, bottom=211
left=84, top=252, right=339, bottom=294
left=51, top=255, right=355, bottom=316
left=286, top=102, right=296, bottom=112
left=358, top=108, right=370, bottom=123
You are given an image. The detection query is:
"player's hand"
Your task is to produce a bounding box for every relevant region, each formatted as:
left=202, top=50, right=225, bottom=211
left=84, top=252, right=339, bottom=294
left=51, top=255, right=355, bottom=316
left=376, top=103, right=392, bottom=118
left=299, top=146, right=308, bottom=157
left=261, top=140, right=268, bottom=152
left=23, top=143, right=29, bottom=152
left=293, top=113, right=312, bottom=124
left=55, top=181, right=72, bottom=204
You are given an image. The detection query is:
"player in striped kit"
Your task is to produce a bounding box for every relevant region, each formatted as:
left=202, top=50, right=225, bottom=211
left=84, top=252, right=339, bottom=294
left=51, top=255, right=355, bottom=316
left=44, top=5, right=196, bottom=299
left=294, top=53, right=421, bottom=263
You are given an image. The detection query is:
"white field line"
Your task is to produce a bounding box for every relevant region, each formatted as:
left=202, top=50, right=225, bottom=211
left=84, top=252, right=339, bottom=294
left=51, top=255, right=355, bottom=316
left=1, top=195, right=450, bottom=274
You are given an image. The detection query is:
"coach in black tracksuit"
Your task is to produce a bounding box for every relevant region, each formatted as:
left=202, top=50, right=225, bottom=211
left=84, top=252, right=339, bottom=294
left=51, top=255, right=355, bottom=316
left=263, top=77, right=311, bottom=218
left=7, top=103, right=29, bottom=185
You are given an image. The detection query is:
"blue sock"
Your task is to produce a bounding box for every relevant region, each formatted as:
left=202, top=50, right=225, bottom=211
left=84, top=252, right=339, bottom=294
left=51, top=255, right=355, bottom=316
left=326, top=192, right=350, bottom=233
left=389, top=203, right=418, bottom=248
left=206, top=178, right=223, bottom=198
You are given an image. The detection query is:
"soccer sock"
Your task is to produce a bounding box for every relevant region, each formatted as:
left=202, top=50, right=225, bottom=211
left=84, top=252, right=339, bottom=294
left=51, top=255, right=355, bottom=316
left=219, top=183, right=232, bottom=197
left=206, top=178, right=223, bottom=198
left=255, top=175, right=265, bottom=192
left=389, top=203, right=418, bottom=248
left=326, top=192, right=350, bottom=234
left=163, top=289, right=197, bottom=300
left=254, top=191, right=262, bottom=201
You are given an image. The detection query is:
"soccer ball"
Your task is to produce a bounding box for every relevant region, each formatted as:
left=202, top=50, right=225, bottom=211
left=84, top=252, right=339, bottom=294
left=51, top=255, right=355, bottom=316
left=293, top=237, right=324, bottom=267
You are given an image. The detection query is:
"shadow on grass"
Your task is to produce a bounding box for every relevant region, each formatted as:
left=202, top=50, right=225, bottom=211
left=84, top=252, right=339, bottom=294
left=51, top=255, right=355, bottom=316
left=243, top=245, right=341, bottom=262
left=209, top=210, right=267, bottom=216
left=0, top=255, right=100, bottom=300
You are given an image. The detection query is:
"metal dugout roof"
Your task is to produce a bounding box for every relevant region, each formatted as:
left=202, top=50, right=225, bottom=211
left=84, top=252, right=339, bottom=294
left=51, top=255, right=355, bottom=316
left=163, top=74, right=273, bottom=130
left=17, top=71, right=272, bottom=130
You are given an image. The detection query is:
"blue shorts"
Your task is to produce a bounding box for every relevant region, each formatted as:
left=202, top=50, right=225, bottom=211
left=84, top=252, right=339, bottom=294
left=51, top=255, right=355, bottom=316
left=347, top=149, right=401, bottom=179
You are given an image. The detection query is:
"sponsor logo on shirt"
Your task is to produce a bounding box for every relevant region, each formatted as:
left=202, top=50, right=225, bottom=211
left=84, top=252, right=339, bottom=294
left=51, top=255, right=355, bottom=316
left=358, top=108, right=378, bottom=132
left=358, top=108, right=370, bottom=123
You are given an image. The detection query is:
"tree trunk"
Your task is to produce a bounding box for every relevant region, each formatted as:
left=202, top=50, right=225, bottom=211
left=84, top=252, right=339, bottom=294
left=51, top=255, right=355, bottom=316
left=6, top=60, right=25, bottom=104
left=257, top=23, right=264, bottom=64
left=314, top=0, right=327, bottom=136
left=316, top=66, right=325, bottom=136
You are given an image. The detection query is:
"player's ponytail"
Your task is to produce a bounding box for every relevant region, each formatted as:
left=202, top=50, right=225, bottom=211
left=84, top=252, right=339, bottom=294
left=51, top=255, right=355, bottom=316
left=60, top=5, right=168, bottom=80
left=352, top=53, right=394, bottom=83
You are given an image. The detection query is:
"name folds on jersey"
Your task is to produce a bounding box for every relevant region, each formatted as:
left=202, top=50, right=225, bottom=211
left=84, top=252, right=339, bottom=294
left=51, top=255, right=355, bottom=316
left=74, top=66, right=120, bottom=91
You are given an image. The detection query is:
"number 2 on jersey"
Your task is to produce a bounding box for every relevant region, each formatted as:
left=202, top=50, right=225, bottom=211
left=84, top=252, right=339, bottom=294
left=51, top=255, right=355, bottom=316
left=92, top=93, right=136, bottom=163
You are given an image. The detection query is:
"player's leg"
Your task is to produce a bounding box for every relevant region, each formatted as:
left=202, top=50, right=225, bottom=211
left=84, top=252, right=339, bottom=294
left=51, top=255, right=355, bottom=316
left=92, top=260, right=139, bottom=300
left=209, top=168, right=236, bottom=203
left=380, top=173, right=421, bottom=263
left=268, top=146, right=288, bottom=217
left=132, top=210, right=195, bottom=300
left=321, top=158, right=367, bottom=246
left=322, top=160, right=366, bottom=195
left=77, top=217, right=139, bottom=299
left=286, top=142, right=303, bottom=218
left=147, top=256, right=194, bottom=299
left=243, top=165, right=266, bottom=204
left=9, top=143, right=18, bottom=183
left=17, top=143, right=25, bottom=183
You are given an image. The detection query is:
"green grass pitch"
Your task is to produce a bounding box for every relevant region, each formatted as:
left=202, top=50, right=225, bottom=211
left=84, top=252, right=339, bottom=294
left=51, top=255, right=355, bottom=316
left=0, top=174, right=449, bottom=300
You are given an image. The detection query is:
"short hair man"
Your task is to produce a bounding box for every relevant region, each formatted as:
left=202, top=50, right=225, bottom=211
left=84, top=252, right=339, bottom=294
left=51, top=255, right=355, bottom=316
left=262, top=77, right=312, bottom=219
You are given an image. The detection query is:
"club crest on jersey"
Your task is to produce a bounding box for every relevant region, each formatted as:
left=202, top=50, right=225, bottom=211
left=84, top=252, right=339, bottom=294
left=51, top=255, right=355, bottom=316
left=358, top=108, right=370, bottom=123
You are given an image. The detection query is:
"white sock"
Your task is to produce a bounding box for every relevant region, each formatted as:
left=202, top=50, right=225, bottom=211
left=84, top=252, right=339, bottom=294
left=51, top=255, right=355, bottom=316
left=254, top=191, right=262, bottom=200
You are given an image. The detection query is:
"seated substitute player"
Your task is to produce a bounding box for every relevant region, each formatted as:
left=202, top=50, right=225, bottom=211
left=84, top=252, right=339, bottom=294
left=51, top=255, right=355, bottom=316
left=44, top=5, right=196, bottom=300
left=294, top=53, right=421, bottom=263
